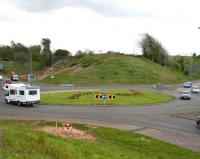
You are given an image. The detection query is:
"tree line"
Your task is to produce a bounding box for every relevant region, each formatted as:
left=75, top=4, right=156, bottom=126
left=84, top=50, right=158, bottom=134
left=1, top=35, right=199, bottom=75
left=0, top=38, right=71, bottom=68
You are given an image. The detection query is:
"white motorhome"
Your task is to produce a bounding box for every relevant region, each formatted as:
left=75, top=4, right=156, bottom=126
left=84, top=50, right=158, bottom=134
left=4, top=83, right=40, bottom=106
left=3, top=83, right=26, bottom=91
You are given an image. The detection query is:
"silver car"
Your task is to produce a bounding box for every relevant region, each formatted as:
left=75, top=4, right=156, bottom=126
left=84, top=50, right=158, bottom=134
left=180, top=91, right=191, bottom=100
left=191, top=86, right=200, bottom=93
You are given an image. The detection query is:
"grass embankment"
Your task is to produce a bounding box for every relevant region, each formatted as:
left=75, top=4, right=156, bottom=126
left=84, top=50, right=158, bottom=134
left=0, top=120, right=199, bottom=159
left=41, top=90, right=174, bottom=106
left=0, top=61, right=41, bottom=75
left=40, top=54, right=188, bottom=85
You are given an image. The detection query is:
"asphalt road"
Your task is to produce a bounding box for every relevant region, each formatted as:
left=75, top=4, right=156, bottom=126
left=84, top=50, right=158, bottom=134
left=0, top=84, right=200, bottom=151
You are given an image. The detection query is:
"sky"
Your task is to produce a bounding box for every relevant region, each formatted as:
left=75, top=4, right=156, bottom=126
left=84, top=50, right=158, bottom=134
left=0, top=0, right=200, bottom=55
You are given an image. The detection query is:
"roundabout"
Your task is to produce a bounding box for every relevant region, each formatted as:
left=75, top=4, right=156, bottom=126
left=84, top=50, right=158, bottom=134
left=0, top=84, right=200, bottom=152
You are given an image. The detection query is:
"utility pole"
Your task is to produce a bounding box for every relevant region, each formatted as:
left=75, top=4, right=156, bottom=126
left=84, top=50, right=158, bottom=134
left=51, top=52, right=53, bottom=66
left=190, top=54, right=193, bottom=80
left=29, top=47, right=32, bottom=75
left=28, top=46, right=33, bottom=84
left=165, top=54, right=167, bottom=69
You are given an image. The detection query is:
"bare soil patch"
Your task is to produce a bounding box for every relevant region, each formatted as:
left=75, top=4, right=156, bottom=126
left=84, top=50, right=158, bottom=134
left=39, top=126, right=96, bottom=141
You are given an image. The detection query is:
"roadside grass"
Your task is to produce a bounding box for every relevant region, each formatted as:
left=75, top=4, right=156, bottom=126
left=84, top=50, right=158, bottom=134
left=0, top=120, right=199, bottom=159
left=0, top=61, right=41, bottom=75
left=40, top=55, right=189, bottom=85
left=41, top=90, right=175, bottom=106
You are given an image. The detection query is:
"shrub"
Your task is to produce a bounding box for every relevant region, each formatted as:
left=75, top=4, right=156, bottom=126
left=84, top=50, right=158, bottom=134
left=80, top=56, right=103, bottom=68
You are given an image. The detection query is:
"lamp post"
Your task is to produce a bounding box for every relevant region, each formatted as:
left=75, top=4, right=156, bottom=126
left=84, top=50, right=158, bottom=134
left=189, top=54, right=193, bottom=80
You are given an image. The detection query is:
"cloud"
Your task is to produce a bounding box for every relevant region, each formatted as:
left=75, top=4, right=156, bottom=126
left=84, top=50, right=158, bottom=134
left=8, top=0, right=152, bottom=17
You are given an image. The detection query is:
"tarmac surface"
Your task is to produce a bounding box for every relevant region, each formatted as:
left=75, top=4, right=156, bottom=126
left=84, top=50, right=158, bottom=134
left=0, top=83, right=200, bottom=151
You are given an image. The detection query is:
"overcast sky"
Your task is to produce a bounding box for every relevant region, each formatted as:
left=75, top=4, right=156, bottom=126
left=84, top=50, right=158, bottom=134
left=0, top=0, right=200, bottom=55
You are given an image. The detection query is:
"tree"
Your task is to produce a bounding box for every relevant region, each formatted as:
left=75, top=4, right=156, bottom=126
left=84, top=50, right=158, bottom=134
left=54, top=49, right=71, bottom=56
left=75, top=50, right=86, bottom=57
left=0, top=45, right=13, bottom=60
left=11, top=41, right=27, bottom=53
left=193, top=52, right=197, bottom=57
left=41, top=38, right=52, bottom=66
left=139, top=33, right=168, bottom=66
left=13, top=52, right=28, bottom=63
left=41, top=38, right=51, bottom=54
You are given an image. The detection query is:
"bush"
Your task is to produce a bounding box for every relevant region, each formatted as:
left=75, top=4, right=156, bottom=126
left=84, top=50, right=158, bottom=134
left=54, top=49, right=71, bottom=56
left=80, top=56, right=103, bottom=68
left=69, top=60, right=80, bottom=67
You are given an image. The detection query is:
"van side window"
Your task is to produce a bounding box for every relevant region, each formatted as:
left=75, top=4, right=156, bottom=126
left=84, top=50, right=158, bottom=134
left=29, top=90, right=37, bottom=95
left=10, top=90, right=17, bottom=95
left=19, top=91, right=24, bottom=95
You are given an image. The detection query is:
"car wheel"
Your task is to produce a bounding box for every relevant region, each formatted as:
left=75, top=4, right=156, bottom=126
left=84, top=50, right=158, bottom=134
left=5, top=99, right=9, bottom=104
left=17, top=101, right=21, bottom=106
left=197, top=122, right=200, bottom=129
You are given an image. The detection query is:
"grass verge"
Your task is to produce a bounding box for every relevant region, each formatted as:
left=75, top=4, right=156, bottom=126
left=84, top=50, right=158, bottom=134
left=0, top=120, right=199, bottom=159
left=41, top=90, right=175, bottom=106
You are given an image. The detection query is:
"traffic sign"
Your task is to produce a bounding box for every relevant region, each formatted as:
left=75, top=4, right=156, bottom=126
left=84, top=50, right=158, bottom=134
left=100, top=94, right=108, bottom=99
left=28, top=73, right=36, bottom=83
left=94, top=94, right=116, bottom=100
left=94, top=94, right=100, bottom=99
left=108, top=94, right=115, bottom=100
left=0, top=64, right=3, bottom=70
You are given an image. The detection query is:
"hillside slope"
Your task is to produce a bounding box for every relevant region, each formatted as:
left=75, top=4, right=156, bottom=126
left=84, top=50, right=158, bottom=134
left=39, top=54, right=188, bottom=85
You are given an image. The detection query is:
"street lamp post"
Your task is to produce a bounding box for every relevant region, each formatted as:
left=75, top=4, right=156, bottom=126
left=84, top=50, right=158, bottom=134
left=190, top=54, right=193, bottom=80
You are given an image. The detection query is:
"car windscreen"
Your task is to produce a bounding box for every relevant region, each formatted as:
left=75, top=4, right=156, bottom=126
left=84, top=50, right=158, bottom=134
left=29, top=90, right=37, bottom=95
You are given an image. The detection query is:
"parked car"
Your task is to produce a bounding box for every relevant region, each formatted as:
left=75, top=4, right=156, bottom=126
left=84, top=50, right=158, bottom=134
left=0, top=75, right=3, bottom=81
left=4, top=80, right=12, bottom=84
left=11, top=75, right=19, bottom=81
left=196, top=115, right=200, bottom=128
left=183, top=82, right=192, bottom=88
left=180, top=91, right=191, bottom=100
left=191, top=86, right=200, bottom=93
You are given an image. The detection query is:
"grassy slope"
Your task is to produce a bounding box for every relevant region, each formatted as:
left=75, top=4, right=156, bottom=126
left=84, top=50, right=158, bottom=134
left=41, top=90, right=174, bottom=106
left=40, top=54, right=188, bottom=85
left=0, top=61, right=41, bottom=75
left=0, top=120, right=200, bottom=159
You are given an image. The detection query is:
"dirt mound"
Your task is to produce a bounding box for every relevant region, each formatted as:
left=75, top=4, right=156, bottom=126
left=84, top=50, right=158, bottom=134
left=39, top=126, right=96, bottom=141
left=37, top=65, right=82, bottom=81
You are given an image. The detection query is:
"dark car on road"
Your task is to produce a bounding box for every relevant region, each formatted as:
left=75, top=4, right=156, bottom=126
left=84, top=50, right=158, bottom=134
left=197, top=116, right=200, bottom=129
left=183, top=82, right=192, bottom=88
left=4, top=80, right=12, bottom=84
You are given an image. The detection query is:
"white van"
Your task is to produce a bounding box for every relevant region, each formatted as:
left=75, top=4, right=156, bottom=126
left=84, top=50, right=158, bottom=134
left=0, top=75, right=3, bottom=81
left=5, top=83, right=40, bottom=106
left=11, top=75, right=19, bottom=81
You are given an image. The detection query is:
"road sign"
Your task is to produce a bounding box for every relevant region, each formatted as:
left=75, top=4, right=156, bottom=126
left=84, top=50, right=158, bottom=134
left=28, top=73, right=36, bottom=83
left=0, top=64, right=3, bottom=70
left=94, top=94, right=100, bottom=99
left=108, top=94, right=115, bottom=100
left=94, top=94, right=116, bottom=100
left=100, top=94, right=108, bottom=99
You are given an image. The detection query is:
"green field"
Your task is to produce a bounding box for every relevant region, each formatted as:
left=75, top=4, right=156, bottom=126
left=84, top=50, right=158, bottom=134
left=0, top=120, right=199, bottom=159
left=40, top=54, right=189, bottom=85
left=41, top=90, right=174, bottom=106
